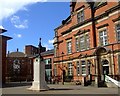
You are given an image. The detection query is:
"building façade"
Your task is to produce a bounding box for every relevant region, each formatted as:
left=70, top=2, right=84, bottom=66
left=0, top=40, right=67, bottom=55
left=53, top=1, right=120, bottom=86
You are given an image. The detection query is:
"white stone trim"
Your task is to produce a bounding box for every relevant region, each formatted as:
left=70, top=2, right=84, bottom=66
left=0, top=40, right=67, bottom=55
left=97, top=26, right=108, bottom=31
left=97, top=17, right=108, bottom=23
left=109, top=10, right=119, bottom=17
left=66, top=39, right=72, bottom=42
left=75, top=35, right=79, bottom=38
left=73, top=59, right=80, bottom=62
left=72, top=22, right=92, bottom=32
left=114, top=21, right=120, bottom=24
left=63, top=31, right=72, bottom=37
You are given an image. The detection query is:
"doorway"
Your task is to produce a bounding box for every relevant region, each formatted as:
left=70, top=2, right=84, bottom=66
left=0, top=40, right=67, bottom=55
left=94, top=47, right=110, bottom=87
left=102, top=59, right=109, bottom=75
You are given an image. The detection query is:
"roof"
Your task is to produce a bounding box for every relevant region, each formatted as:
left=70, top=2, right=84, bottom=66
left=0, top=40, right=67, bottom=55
left=41, top=49, right=54, bottom=56
left=25, top=45, right=38, bottom=48
left=0, top=35, right=12, bottom=40
left=54, top=15, right=71, bottom=31
left=0, top=26, right=7, bottom=33
left=28, top=49, right=54, bottom=59
left=8, top=52, right=26, bottom=57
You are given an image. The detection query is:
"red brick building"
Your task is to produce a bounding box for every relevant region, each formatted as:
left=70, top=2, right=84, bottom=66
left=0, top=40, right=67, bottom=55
left=6, top=44, right=47, bottom=82
left=6, top=49, right=33, bottom=82
left=53, top=1, right=120, bottom=86
left=25, top=45, right=46, bottom=57
left=0, top=27, right=12, bottom=84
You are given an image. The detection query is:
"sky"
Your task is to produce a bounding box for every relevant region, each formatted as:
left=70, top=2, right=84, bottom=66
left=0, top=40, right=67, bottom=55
left=0, top=1, right=70, bottom=52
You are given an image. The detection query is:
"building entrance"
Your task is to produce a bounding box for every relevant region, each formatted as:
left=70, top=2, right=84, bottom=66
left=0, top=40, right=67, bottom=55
left=95, top=47, right=110, bottom=87
left=102, top=59, right=109, bottom=75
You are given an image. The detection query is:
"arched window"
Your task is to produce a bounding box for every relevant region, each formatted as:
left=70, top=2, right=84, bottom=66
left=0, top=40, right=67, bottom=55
left=13, top=59, right=20, bottom=73
left=102, top=59, right=109, bottom=66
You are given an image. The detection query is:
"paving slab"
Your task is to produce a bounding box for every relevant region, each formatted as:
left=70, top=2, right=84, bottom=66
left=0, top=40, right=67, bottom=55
left=1, top=82, right=119, bottom=96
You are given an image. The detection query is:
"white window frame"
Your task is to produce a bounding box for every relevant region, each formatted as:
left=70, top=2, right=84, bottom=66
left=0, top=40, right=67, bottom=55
left=75, top=37, right=79, bottom=52
left=99, top=29, right=108, bottom=46
left=67, top=41, right=72, bottom=54
left=80, top=36, right=85, bottom=51
left=76, top=61, right=80, bottom=76
left=85, top=34, right=90, bottom=49
left=87, top=60, right=91, bottom=75
left=116, top=24, right=120, bottom=42
left=77, top=9, right=84, bottom=23
left=81, top=60, right=86, bottom=76
left=68, top=63, right=73, bottom=76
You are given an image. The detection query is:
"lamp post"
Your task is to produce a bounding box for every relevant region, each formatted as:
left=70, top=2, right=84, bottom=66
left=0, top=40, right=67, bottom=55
left=61, top=52, right=64, bottom=85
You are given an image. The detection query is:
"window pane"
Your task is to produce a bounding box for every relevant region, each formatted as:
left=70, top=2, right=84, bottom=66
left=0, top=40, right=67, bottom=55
left=67, top=41, right=72, bottom=54
left=86, top=34, right=90, bottom=49
left=77, top=10, right=84, bottom=23
left=81, top=60, right=86, bottom=75
left=87, top=60, right=91, bottom=74
left=80, top=36, right=85, bottom=50
left=68, top=63, right=73, bottom=76
left=99, top=30, right=108, bottom=46
left=80, top=10, right=84, bottom=22
left=82, top=66, right=86, bottom=74
left=76, top=38, right=79, bottom=52
left=76, top=61, right=80, bottom=75
left=116, top=24, right=120, bottom=42
left=81, top=60, right=85, bottom=66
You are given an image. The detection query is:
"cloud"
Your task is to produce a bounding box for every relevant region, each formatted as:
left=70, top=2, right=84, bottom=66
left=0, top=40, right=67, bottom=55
left=0, top=0, right=47, bottom=23
left=11, top=15, right=28, bottom=29
left=43, top=44, right=51, bottom=51
left=13, top=33, right=22, bottom=38
left=48, top=39, right=54, bottom=44
left=17, top=34, right=22, bottom=38
left=43, top=39, right=54, bottom=50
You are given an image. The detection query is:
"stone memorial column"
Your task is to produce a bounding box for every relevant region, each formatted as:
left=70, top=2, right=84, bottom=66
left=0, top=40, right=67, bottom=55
left=28, top=56, right=49, bottom=91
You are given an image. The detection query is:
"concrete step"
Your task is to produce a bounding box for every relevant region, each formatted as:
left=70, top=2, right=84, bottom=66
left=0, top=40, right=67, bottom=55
left=106, top=82, right=118, bottom=88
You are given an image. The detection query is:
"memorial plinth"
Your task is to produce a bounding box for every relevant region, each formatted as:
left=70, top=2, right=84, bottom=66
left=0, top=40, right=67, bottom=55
left=28, top=56, right=49, bottom=91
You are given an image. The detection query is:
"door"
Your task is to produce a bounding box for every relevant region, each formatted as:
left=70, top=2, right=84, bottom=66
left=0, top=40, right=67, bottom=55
left=103, top=66, right=109, bottom=75
left=102, top=59, right=109, bottom=75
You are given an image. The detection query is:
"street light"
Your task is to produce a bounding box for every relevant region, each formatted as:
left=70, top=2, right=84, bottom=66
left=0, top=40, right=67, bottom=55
left=61, top=52, right=64, bottom=85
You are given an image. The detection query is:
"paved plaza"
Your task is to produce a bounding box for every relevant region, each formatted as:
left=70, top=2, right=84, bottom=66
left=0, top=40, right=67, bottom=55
left=1, top=82, right=120, bottom=95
